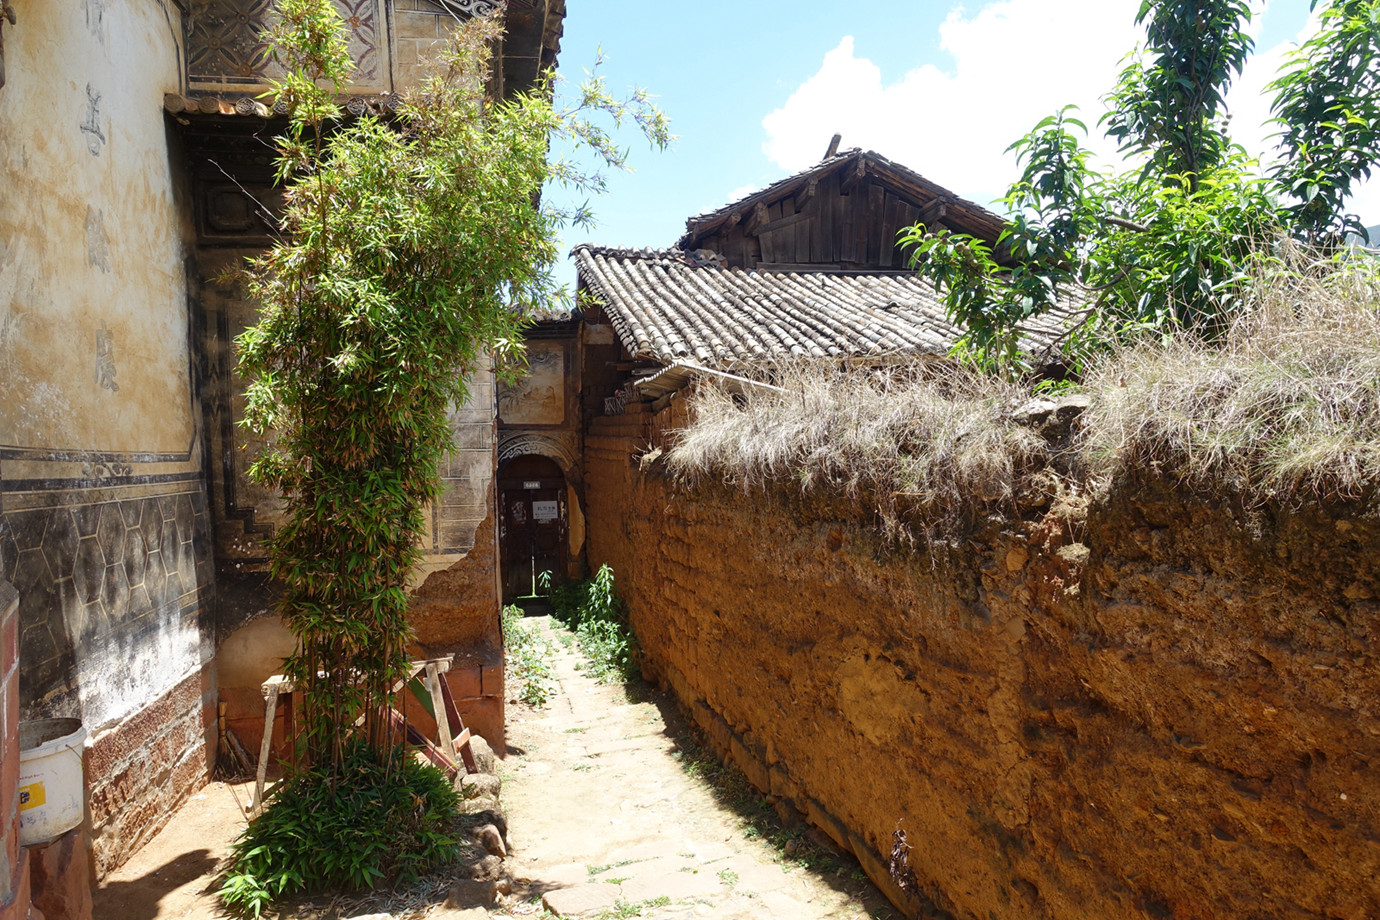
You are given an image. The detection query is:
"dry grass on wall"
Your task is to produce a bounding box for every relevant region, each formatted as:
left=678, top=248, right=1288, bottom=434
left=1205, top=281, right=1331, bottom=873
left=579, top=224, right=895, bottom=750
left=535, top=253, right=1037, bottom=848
left=1082, top=251, right=1380, bottom=504
left=666, top=361, right=1054, bottom=538
left=668, top=250, right=1380, bottom=527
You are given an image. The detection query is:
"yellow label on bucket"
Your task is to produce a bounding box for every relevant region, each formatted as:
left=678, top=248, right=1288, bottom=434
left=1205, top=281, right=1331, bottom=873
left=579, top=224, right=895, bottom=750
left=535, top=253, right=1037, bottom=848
left=18, top=782, right=45, bottom=811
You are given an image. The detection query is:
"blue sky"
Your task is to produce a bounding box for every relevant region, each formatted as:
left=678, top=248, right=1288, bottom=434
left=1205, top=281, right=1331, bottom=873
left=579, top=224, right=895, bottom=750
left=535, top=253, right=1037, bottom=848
left=546, top=0, right=1344, bottom=294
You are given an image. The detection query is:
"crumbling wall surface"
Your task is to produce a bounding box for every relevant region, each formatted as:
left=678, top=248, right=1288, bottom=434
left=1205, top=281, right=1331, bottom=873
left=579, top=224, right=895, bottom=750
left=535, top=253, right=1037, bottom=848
left=584, top=426, right=1380, bottom=920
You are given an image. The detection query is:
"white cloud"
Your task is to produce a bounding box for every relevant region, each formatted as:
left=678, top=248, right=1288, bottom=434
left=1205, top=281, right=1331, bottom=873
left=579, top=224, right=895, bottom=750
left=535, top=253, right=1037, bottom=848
left=763, top=0, right=1378, bottom=223
left=762, top=0, right=1143, bottom=207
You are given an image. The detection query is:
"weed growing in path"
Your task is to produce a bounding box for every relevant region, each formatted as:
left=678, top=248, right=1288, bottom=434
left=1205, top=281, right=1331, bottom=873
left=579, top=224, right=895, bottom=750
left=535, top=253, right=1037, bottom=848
left=502, top=604, right=556, bottom=707
left=550, top=564, right=639, bottom=682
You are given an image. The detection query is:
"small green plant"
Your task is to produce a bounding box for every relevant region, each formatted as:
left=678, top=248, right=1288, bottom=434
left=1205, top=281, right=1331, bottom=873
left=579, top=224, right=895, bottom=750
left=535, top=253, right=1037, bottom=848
left=595, top=897, right=672, bottom=919
left=220, top=741, right=458, bottom=917
left=550, top=564, right=638, bottom=682
left=503, top=604, right=556, bottom=707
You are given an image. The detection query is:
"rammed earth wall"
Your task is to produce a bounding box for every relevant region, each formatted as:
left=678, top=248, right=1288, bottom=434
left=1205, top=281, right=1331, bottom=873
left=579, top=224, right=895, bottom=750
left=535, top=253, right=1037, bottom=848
left=584, top=412, right=1380, bottom=920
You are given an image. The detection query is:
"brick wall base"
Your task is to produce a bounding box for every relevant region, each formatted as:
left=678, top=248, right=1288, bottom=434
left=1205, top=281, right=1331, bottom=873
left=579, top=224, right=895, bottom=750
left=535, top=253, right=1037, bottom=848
left=28, top=830, right=90, bottom=920
left=0, top=582, right=33, bottom=920
left=84, top=670, right=215, bottom=878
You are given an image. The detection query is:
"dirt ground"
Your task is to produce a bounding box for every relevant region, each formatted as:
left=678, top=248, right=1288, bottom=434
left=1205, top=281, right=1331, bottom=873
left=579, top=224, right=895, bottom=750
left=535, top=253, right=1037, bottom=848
left=92, top=616, right=898, bottom=919
left=92, top=779, right=255, bottom=919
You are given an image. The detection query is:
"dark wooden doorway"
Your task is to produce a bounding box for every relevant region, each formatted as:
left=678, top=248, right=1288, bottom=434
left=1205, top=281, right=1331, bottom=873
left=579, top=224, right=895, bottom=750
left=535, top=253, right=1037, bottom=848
left=498, top=455, right=568, bottom=604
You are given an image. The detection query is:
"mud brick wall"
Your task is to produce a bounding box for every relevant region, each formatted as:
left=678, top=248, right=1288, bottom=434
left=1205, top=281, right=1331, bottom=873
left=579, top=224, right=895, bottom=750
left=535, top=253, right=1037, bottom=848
left=584, top=416, right=1380, bottom=920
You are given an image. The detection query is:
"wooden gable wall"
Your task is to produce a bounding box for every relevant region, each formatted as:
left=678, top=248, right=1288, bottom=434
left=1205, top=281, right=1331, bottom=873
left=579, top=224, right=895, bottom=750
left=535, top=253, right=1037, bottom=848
left=696, top=171, right=931, bottom=273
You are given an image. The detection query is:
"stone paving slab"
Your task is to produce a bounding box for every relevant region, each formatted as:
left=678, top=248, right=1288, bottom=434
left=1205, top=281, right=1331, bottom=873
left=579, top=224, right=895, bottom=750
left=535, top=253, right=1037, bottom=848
left=500, top=617, right=901, bottom=920
left=540, top=882, right=621, bottom=917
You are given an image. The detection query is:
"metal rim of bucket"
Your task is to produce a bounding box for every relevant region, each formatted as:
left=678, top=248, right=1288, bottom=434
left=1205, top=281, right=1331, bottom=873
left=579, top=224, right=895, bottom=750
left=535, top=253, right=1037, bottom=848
left=18, top=719, right=86, bottom=760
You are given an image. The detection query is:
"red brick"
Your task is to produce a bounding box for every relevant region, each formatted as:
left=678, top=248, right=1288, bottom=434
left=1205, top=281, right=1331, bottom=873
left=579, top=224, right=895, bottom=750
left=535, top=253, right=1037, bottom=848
left=3, top=688, right=15, bottom=771
left=447, top=666, right=482, bottom=700
left=479, top=665, right=503, bottom=699
left=0, top=848, right=31, bottom=920
left=0, top=742, right=17, bottom=828
left=1, top=612, right=16, bottom=676
left=28, top=829, right=92, bottom=920
left=454, top=697, right=503, bottom=755
left=86, top=672, right=203, bottom=778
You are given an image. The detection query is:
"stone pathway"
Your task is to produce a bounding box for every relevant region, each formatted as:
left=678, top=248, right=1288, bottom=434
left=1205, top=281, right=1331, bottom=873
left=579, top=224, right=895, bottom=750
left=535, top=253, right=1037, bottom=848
left=92, top=616, right=899, bottom=920
left=497, top=616, right=898, bottom=920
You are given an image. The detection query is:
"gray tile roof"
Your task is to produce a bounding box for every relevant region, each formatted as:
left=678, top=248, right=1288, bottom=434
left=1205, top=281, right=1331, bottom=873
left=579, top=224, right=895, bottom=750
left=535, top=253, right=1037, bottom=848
left=574, top=245, right=1076, bottom=368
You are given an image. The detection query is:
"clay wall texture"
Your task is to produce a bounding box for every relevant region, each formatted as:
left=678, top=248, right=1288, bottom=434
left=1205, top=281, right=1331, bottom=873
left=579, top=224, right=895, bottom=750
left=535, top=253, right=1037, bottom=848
left=584, top=414, right=1380, bottom=920
left=0, top=0, right=215, bottom=876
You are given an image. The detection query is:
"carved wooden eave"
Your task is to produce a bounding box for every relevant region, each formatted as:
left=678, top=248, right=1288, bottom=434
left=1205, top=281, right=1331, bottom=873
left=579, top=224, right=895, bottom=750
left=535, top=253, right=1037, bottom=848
left=182, top=0, right=565, bottom=100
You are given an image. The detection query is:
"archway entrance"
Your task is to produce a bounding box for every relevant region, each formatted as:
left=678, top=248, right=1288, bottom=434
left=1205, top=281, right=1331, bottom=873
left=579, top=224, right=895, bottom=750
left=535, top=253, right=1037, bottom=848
left=497, top=455, right=568, bottom=605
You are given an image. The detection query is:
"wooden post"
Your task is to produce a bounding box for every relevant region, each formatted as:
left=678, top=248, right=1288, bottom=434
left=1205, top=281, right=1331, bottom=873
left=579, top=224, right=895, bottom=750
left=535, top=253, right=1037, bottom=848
left=252, top=685, right=280, bottom=815
left=425, top=662, right=454, bottom=756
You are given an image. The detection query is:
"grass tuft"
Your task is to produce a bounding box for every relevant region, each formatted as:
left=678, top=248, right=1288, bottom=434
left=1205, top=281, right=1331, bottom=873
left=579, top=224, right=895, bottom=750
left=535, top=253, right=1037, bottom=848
left=667, top=250, right=1380, bottom=520
left=667, top=360, right=1052, bottom=539
left=1082, top=250, right=1380, bottom=504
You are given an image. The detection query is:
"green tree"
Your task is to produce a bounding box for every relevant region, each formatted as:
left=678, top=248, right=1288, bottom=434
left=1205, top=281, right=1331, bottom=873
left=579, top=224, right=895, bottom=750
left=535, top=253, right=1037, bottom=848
left=222, top=1, right=666, bottom=911
left=1270, top=0, right=1380, bottom=241
left=905, top=0, right=1379, bottom=371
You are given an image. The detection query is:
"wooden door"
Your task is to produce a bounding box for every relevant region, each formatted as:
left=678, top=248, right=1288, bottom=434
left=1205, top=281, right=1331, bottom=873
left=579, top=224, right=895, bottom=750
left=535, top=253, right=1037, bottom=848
left=498, top=456, right=568, bottom=602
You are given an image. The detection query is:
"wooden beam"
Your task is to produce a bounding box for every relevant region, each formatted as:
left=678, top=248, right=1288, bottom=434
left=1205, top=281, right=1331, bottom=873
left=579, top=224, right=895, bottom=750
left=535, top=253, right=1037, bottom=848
left=744, top=201, right=770, bottom=237
left=756, top=210, right=810, bottom=235
left=918, top=199, right=949, bottom=229
left=840, top=155, right=867, bottom=194
left=824, top=133, right=842, bottom=159
left=795, top=178, right=818, bottom=212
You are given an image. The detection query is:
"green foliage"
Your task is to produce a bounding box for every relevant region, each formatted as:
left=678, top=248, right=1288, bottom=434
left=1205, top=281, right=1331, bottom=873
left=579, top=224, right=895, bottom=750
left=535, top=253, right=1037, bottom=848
left=905, top=0, right=1379, bottom=372
left=219, top=741, right=459, bottom=917
left=1270, top=0, right=1380, bottom=241
left=550, top=564, right=637, bottom=682
left=236, top=0, right=667, bottom=776
left=502, top=604, right=556, bottom=707
left=1103, top=0, right=1255, bottom=186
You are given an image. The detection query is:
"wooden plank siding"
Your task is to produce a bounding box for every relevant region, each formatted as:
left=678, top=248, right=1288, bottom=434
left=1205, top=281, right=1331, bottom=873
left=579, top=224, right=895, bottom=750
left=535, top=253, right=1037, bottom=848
left=696, top=166, right=940, bottom=273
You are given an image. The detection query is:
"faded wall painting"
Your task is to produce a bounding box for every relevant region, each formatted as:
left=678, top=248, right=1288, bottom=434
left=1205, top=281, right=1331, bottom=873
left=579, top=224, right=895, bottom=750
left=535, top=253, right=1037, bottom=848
left=498, top=342, right=565, bottom=426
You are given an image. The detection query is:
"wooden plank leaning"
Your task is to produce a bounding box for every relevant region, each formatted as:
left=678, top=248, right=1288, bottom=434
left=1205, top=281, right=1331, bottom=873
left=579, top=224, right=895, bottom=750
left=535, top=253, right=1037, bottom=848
left=252, top=683, right=280, bottom=816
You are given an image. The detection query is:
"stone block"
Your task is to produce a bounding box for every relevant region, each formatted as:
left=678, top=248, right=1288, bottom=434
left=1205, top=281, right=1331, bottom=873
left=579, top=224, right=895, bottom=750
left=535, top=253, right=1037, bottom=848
left=729, top=734, right=769, bottom=795
left=463, top=854, right=504, bottom=881
left=394, top=11, right=440, bottom=39
left=467, top=735, right=497, bottom=774
left=542, top=882, right=620, bottom=917
left=472, top=823, right=505, bottom=857
left=456, top=772, right=500, bottom=800
left=444, top=878, right=497, bottom=909
left=28, top=829, right=92, bottom=920
left=618, top=863, right=722, bottom=903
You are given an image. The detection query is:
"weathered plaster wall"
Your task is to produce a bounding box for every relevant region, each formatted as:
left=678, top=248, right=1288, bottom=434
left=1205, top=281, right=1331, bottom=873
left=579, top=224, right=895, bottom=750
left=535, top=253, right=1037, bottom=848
left=202, top=247, right=504, bottom=749
left=0, top=0, right=215, bottom=876
left=585, top=413, right=1380, bottom=920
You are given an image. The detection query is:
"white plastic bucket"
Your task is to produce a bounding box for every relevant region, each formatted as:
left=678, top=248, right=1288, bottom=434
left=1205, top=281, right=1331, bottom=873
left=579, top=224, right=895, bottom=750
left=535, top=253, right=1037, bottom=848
left=18, top=718, right=86, bottom=846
